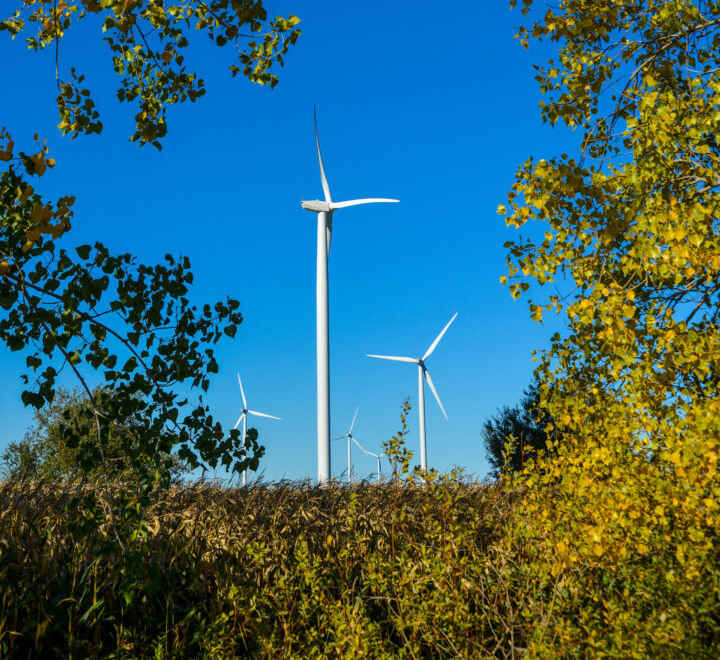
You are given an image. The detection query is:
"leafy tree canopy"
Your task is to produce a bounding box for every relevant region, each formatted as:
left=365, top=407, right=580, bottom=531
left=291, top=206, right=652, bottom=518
left=502, top=0, right=720, bottom=437
left=0, top=0, right=299, bottom=487
left=498, top=0, right=720, bottom=651
left=1, top=0, right=301, bottom=147
left=0, top=386, right=191, bottom=482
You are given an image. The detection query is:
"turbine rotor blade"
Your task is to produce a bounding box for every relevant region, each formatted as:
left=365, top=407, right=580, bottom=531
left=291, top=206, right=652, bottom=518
left=247, top=410, right=281, bottom=420
left=423, top=312, right=458, bottom=361
left=424, top=368, right=448, bottom=420
left=314, top=108, right=332, bottom=204
left=367, top=354, right=417, bottom=363
left=326, top=211, right=332, bottom=257
left=351, top=436, right=371, bottom=455
left=332, top=435, right=347, bottom=442
left=349, top=407, right=359, bottom=434
left=331, top=198, right=399, bottom=210
left=237, top=372, right=247, bottom=408
left=233, top=412, right=246, bottom=430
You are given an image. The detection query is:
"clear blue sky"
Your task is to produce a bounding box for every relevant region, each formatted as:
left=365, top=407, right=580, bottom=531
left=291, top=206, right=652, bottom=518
left=0, top=1, right=578, bottom=481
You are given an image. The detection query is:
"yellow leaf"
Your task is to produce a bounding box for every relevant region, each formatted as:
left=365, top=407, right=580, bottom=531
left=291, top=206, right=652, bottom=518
left=31, top=152, right=47, bottom=176
left=16, top=185, right=33, bottom=205
left=0, top=138, right=14, bottom=161
left=31, top=204, right=53, bottom=225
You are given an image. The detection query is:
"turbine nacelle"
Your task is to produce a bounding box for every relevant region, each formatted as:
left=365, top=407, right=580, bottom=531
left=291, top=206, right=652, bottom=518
left=301, top=199, right=332, bottom=213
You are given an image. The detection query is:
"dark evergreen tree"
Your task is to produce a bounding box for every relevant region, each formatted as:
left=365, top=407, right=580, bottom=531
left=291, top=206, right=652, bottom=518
left=482, top=383, right=555, bottom=477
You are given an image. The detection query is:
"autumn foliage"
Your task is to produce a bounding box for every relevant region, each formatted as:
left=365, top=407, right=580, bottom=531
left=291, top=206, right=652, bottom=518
left=497, top=0, right=720, bottom=654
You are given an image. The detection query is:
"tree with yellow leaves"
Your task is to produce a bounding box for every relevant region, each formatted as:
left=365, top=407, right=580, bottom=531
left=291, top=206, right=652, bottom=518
left=500, top=0, right=720, bottom=655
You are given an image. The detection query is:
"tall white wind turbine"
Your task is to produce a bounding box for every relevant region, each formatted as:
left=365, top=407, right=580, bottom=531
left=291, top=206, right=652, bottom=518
left=233, top=372, right=280, bottom=486
left=332, top=408, right=359, bottom=483
left=368, top=313, right=458, bottom=472
left=301, top=110, right=399, bottom=485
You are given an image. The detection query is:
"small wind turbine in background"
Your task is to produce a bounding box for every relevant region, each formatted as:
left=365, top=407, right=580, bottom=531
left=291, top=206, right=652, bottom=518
left=333, top=408, right=360, bottom=483
left=368, top=313, right=458, bottom=472
left=351, top=437, right=385, bottom=484
left=301, top=109, right=399, bottom=485
left=233, top=372, right=281, bottom=486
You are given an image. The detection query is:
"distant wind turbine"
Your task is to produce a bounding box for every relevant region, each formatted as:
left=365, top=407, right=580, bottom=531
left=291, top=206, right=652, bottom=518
left=233, top=372, right=280, bottom=486
left=301, top=109, right=399, bottom=485
left=351, top=436, right=385, bottom=484
left=368, top=313, right=458, bottom=472
left=332, top=408, right=360, bottom=483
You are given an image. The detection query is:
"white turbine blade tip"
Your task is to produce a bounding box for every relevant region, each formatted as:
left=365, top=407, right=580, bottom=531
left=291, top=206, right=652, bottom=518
left=233, top=413, right=245, bottom=430
left=314, top=109, right=332, bottom=203
left=237, top=373, right=247, bottom=408
left=332, top=435, right=347, bottom=442
left=247, top=410, right=281, bottom=420
left=367, top=354, right=417, bottom=363
left=424, top=369, right=448, bottom=420
left=349, top=407, right=359, bottom=433
left=423, top=312, right=458, bottom=361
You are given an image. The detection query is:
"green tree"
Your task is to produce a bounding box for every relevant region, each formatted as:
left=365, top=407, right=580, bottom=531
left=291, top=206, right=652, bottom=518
left=0, top=1, right=301, bottom=147
left=0, top=1, right=300, bottom=487
left=497, top=0, right=720, bottom=654
left=1, top=387, right=191, bottom=482
left=481, top=383, right=554, bottom=477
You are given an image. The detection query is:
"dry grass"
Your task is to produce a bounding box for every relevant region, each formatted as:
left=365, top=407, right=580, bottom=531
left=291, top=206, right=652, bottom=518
left=0, top=477, right=519, bottom=659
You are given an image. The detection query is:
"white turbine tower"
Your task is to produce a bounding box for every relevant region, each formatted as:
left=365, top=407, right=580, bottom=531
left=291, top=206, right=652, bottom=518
left=233, top=373, right=280, bottom=486
left=368, top=313, right=458, bottom=472
left=332, top=408, right=359, bottom=483
left=301, top=110, right=399, bottom=485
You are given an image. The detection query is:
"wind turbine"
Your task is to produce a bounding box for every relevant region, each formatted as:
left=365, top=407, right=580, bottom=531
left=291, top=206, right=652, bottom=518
left=233, top=372, right=280, bottom=486
left=332, top=408, right=359, bottom=483
left=351, top=437, right=385, bottom=484
left=301, top=109, right=399, bottom=485
left=368, top=313, right=458, bottom=472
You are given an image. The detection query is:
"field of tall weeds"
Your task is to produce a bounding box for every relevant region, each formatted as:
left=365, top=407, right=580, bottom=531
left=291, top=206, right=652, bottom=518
left=0, top=476, right=534, bottom=659
left=1, top=458, right=718, bottom=659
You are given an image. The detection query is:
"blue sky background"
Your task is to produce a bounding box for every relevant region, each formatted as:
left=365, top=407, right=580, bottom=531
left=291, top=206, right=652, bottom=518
left=0, top=1, right=579, bottom=482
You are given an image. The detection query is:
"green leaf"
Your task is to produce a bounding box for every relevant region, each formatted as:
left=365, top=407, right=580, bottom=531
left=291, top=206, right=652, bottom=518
left=76, top=245, right=92, bottom=259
